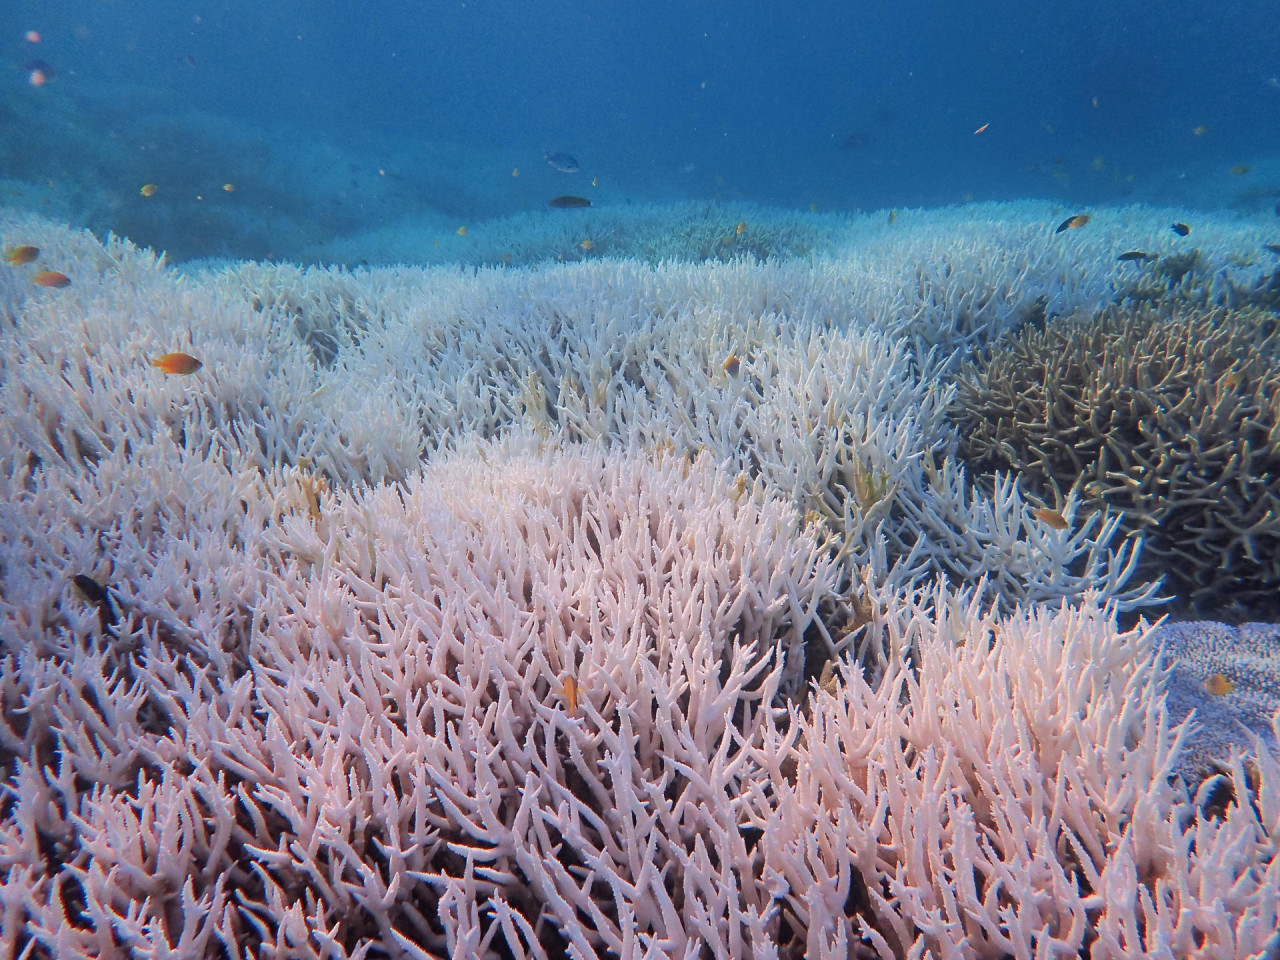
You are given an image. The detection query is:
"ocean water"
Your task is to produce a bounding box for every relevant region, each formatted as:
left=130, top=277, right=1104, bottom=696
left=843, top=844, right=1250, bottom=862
left=4, top=0, right=1280, bottom=261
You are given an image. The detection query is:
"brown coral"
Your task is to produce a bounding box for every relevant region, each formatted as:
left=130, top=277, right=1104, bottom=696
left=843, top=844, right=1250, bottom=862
left=952, top=304, right=1280, bottom=614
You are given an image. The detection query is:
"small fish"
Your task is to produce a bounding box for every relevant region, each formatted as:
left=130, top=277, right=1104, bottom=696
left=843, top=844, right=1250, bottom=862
left=1117, top=251, right=1156, bottom=262
left=140, top=183, right=158, bottom=197
left=579, top=239, right=594, bottom=250
left=561, top=674, right=579, bottom=713
left=1204, top=673, right=1234, bottom=696
left=973, top=122, right=990, bottom=135
left=5, top=244, right=38, bottom=265
left=25, top=30, right=41, bottom=43
left=734, top=220, right=745, bottom=236
left=222, top=183, right=235, bottom=192
left=1033, top=508, right=1069, bottom=531
left=549, top=195, right=591, bottom=208
left=32, top=270, right=70, bottom=288
left=24, top=60, right=52, bottom=86
left=456, top=225, right=468, bottom=236
left=544, top=152, right=581, bottom=174
left=511, top=167, right=520, bottom=177
left=723, top=355, right=741, bottom=377
left=591, top=176, right=599, bottom=187
left=149, top=352, right=203, bottom=374
left=887, top=209, right=897, bottom=224
left=1264, top=243, right=1280, bottom=255
left=1192, top=124, right=1208, bottom=136
left=1171, top=222, right=1191, bottom=236
left=1055, top=214, right=1090, bottom=233
left=72, top=574, right=118, bottom=638
left=1230, top=164, right=1251, bottom=175
left=1091, top=156, right=1105, bottom=171
left=809, top=202, right=819, bottom=212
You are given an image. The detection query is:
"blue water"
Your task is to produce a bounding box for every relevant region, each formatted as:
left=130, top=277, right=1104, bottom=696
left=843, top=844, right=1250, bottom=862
left=5, top=0, right=1279, bottom=261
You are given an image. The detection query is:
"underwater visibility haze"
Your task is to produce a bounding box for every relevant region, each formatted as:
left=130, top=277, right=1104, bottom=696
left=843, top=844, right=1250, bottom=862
left=4, top=0, right=1280, bottom=260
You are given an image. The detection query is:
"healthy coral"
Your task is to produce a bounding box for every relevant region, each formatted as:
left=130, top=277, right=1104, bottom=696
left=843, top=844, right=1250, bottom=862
left=953, top=303, right=1280, bottom=615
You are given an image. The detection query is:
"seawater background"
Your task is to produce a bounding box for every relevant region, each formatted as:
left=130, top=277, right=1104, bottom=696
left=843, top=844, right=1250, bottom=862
left=3, top=0, right=1280, bottom=262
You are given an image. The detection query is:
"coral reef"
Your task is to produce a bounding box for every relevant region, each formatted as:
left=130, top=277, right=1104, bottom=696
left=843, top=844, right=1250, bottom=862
left=953, top=303, right=1280, bottom=615
left=3, top=204, right=1280, bottom=957
left=1156, top=620, right=1280, bottom=779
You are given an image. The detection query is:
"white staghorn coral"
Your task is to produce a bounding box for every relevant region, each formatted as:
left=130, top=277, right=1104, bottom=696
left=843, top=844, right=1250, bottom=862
left=3, top=204, right=1280, bottom=958
left=760, top=590, right=1280, bottom=959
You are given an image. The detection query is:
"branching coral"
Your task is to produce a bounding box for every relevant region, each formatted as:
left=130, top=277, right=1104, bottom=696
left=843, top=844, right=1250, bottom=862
left=3, top=206, right=1279, bottom=958
left=953, top=303, right=1280, bottom=615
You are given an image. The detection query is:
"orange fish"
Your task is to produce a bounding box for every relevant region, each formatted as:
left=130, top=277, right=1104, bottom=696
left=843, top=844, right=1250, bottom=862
left=1204, top=673, right=1234, bottom=696
left=456, top=225, right=468, bottom=236
left=32, top=270, right=70, bottom=288
left=150, top=352, right=203, bottom=375
left=511, top=167, right=520, bottom=177
left=222, top=183, right=236, bottom=192
left=1033, top=508, right=1068, bottom=530
left=561, top=674, right=579, bottom=714
left=25, top=31, right=41, bottom=43
left=1055, top=214, right=1090, bottom=233
left=736, top=220, right=746, bottom=235
left=579, top=239, right=594, bottom=250
left=140, top=183, right=158, bottom=197
left=973, top=122, right=990, bottom=135
left=723, top=354, right=741, bottom=377
left=5, top=245, right=38, bottom=265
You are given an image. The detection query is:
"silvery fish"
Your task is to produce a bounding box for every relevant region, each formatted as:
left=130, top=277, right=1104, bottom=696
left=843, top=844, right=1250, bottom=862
left=544, top=152, right=581, bottom=173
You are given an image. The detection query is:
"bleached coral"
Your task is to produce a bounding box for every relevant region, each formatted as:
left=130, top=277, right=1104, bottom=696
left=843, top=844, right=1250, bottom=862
left=3, top=204, right=1280, bottom=958
left=761, top=590, right=1280, bottom=959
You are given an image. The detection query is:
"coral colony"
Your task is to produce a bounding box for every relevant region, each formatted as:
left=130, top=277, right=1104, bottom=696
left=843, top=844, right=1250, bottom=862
left=2, top=200, right=1279, bottom=958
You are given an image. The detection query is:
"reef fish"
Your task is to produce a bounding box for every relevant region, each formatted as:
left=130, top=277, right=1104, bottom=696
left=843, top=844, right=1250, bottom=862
left=1033, top=508, right=1069, bottom=530
left=1055, top=214, right=1090, bottom=233
left=549, top=195, right=591, bottom=208
left=150, top=352, right=203, bottom=374
left=72, top=574, right=119, bottom=638
left=544, top=152, right=581, bottom=173
left=5, top=245, right=38, bottom=265
left=32, top=270, right=70, bottom=287
left=1117, top=251, right=1156, bottom=262
left=1171, top=222, right=1191, bottom=236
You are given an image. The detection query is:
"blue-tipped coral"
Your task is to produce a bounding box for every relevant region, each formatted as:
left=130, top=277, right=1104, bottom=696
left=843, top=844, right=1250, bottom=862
left=1155, top=620, right=1280, bottom=781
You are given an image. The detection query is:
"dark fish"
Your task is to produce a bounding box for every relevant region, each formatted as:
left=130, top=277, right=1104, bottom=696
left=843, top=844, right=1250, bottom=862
left=544, top=152, right=581, bottom=174
left=549, top=195, right=591, bottom=208
left=1171, top=222, right=1191, bottom=236
left=72, top=574, right=118, bottom=638
left=1117, top=251, right=1156, bottom=262
left=1055, top=214, right=1090, bottom=233
left=1264, top=243, right=1280, bottom=255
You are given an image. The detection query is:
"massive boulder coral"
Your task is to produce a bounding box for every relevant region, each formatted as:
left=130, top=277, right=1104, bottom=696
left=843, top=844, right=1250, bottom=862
left=953, top=303, right=1280, bottom=615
